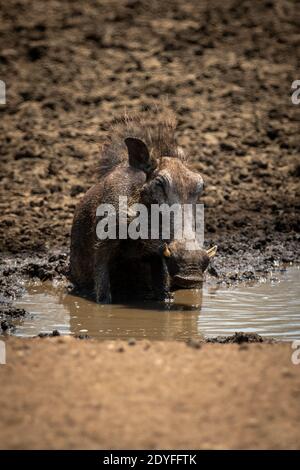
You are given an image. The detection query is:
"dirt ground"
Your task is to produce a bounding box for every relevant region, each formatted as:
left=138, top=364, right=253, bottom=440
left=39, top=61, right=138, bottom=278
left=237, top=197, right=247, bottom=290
left=0, top=0, right=299, bottom=256
left=0, top=0, right=300, bottom=450
left=0, top=337, right=299, bottom=450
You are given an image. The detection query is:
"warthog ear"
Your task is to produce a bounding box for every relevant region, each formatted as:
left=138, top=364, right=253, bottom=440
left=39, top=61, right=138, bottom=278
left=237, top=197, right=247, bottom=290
left=125, top=137, right=157, bottom=175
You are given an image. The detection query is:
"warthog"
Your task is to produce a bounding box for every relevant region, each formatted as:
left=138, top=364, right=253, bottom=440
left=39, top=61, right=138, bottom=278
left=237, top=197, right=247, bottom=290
left=70, top=110, right=216, bottom=303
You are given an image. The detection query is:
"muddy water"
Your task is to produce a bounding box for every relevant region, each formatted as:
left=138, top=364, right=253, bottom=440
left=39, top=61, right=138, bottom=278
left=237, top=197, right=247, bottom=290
left=13, top=267, right=300, bottom=341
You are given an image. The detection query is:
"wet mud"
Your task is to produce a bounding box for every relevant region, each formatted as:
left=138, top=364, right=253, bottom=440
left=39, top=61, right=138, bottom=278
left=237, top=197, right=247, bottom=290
left=0, top=0, right=300, bottom=450
left=0, top=0, right=299, bottom=330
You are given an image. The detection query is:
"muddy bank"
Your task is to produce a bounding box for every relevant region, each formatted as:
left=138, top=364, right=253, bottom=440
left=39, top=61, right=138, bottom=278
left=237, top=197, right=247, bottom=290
left=0, top=337, right=299, bottom=449
left=0, top=0, right=299, bottom=343
left=0, top=0, right=299, bottom=257
left=0, top=0, right=300, bottom=451
left=0, top=0, right=299, bottom=317
left=0, top=248, right=298, bottom=336
left=0, top=239, right=298, bottom=309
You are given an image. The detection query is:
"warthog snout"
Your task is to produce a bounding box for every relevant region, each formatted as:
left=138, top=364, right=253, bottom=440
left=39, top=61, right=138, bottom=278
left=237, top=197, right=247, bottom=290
left=162, top=240, right=217, bottom=290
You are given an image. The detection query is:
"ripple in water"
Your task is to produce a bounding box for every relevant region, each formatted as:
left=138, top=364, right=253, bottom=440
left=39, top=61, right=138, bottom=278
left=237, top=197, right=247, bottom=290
left=13, top=266, right=300, bottom=341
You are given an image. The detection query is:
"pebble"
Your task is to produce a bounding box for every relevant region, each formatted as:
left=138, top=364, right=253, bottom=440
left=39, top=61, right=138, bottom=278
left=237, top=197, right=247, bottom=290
left=186, top=338, right=202, bottom=349
left=128, top=338, right=136, bottom=346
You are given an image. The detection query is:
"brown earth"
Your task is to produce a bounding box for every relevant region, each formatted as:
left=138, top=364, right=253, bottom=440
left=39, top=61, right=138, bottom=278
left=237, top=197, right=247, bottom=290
left=0, top=0, right=299, bottom=257
left=0, top=337, right=300, bottom=450
left=0, top=0, right=300, bottom=451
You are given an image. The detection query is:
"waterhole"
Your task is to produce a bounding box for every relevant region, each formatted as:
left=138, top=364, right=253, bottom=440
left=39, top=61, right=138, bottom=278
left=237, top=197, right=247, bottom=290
left=12, top=266, right=300, bottom=341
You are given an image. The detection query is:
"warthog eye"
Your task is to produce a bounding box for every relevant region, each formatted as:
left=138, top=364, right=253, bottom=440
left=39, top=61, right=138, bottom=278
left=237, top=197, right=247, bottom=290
left=154, top=176, right=168, bottom=194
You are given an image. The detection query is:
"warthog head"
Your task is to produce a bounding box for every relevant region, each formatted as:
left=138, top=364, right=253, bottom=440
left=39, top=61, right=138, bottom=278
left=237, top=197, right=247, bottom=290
left=124, top=137, right=217, bottom=289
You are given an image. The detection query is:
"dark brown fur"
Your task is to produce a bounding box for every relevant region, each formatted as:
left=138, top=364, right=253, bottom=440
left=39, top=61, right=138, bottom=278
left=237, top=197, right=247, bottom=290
left=98, top=108, right=186, bottom=178
left=70, top=110, right=208, bottom=303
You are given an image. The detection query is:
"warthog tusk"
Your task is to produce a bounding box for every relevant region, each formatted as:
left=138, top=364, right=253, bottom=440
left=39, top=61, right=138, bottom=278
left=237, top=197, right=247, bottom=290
left=206, top=245, right=218, bottom=258
left=163, top=245, right=171, bottom=257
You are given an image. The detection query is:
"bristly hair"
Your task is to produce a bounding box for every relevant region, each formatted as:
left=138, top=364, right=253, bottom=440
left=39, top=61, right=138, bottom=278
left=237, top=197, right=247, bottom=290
left=98, top=106, right=186, bottom=177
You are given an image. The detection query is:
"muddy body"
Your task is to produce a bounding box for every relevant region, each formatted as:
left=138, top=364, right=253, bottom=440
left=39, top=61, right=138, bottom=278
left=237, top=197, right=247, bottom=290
left=70, top=112, right=211, bottom=303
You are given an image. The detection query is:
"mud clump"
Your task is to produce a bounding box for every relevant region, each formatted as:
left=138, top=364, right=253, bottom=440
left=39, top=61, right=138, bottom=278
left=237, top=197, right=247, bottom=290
left=0, top=307, right=28, bottom=320
left=0, top=253, right=69, bottom=306
left=128, top=338, right=137, bottom=346
left=207, top=332, right=268, bottom=344
left=0, top=307, right=28, bottom=333
left=186, top=338, right=202, bottom=349
left=24, top=263, right=55, bottom=281
left=38, top=329, right=61, bottom=338
left=75, top=333, right=90, bottom=340
left=186, top=332, right=269, bottom=347
left=37, top=331, right=91, bottom=340
left=22, top=253, right=69, bottom=281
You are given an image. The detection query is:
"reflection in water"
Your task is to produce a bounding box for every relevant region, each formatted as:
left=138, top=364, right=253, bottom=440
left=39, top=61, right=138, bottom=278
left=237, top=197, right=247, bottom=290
left=14, top=287, right=203, bottom=341
left=13, top=267, right=300, bottom=341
